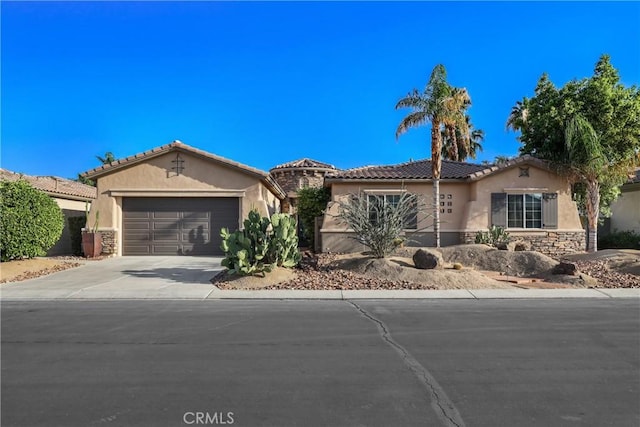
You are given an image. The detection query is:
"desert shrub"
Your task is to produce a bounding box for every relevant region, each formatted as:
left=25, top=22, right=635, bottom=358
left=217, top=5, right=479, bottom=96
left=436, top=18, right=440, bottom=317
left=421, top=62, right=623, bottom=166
left=296, top=187, right=331, bottom=249
left=220, top=210, right=301, bottom=276
left=475, top=226, right=510, bottom=247
left=0, top=179, right=64, bottom=261
left=598, top=230, right=640, bottom=250
left=336, top=191, right=428, bottom=258
left=68, top=216, right=87, bottom=256
left=453, top=262, right=463, bottom=270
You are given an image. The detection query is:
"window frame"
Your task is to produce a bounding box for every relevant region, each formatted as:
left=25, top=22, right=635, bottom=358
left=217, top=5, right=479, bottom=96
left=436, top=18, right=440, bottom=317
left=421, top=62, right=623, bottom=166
left=506, top=193, right=543, bottom=229
left=366, top=192, right=418, bottom=231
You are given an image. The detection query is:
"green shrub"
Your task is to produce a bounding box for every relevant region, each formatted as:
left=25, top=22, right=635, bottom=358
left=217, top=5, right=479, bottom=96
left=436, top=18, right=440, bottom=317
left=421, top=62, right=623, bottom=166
left=598, top=230, right=640, bottom=250
left=0, top=180, right=64, bottom=261
left=475, top=226, right=510, bottom=247
left=220, top=210, right=301, bottom=276
left=68, top=216, right=87, bottom=256
left=296, top=187, right=331, bottom=249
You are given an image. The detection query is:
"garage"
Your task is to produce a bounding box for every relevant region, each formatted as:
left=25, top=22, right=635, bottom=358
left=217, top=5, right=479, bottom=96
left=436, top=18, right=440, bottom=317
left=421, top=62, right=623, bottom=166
left=123, top=197, right=239, bottom=255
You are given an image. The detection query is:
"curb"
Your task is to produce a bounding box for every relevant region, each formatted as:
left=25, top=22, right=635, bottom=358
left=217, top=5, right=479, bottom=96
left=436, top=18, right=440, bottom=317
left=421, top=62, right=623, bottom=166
left=4, top=288, right=638, bottom=301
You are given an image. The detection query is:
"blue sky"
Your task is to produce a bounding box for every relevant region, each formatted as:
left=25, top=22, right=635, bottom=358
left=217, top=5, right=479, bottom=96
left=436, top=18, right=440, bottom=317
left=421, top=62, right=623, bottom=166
left=2, top=1, right=639, bottom=179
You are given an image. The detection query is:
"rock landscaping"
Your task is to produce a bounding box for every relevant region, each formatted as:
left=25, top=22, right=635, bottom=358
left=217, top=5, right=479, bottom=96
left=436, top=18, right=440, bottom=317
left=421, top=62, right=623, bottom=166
left=215, top=244, right=640, bottom=290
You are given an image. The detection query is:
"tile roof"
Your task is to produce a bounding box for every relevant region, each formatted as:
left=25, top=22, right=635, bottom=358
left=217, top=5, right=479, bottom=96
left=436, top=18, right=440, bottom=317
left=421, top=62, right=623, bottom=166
left=325, top=155, right=551, bottom=182
left=270, top=158, right=337, bottom=171
left=326, top=158, right=487, bottom=180
left=0, top=169, right=97, bottom=200
left=81, top=140, right=286, bottom=199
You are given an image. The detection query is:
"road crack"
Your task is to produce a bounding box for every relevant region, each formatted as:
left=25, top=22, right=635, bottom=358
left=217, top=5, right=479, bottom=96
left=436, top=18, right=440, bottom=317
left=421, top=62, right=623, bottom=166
left=348, top=301, right=466, bottom=427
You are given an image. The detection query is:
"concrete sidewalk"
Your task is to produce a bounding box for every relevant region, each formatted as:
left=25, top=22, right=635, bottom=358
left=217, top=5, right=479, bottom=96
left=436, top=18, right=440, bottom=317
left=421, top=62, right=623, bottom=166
left=1, top=255, right=638, bottom=300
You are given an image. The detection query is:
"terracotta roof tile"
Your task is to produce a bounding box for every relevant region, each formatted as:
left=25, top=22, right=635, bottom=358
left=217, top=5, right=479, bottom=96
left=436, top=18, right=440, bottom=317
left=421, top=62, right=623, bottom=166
left=270, top=158, right=337, bottom=171
left=0, top=169, right=96, bottom=200
left=326, top=158, right=487, bottom=180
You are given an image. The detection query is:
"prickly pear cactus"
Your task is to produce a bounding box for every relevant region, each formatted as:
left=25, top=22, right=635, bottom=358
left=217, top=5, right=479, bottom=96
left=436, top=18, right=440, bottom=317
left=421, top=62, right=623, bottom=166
left=271, top=213, right=301, bottom=268
left=220, top=210, right=300, bottom=276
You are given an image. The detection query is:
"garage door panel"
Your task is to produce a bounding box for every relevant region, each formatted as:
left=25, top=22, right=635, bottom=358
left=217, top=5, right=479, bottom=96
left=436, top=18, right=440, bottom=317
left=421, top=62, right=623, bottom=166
left=124, top=222, right=151, bottom=230
left=125, top=211, right=152, bottom=219
left=153, top=212, right=180, bottom=219
left=123, top=197, right=239, bottom=256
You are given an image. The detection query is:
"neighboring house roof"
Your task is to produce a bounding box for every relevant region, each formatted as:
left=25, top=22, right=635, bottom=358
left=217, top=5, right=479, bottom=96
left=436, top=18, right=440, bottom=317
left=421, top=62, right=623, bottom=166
left=0, top=169, right=97, bottom=201
left=81, top=140, right=286, bottom=199
left=270, top=158, right=337, bottom=172
left=325, top=155, right=550, bottom=183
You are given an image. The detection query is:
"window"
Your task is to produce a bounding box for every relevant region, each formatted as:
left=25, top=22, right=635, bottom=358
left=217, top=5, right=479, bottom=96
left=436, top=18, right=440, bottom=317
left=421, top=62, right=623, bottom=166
left=507, top=194, right=542, bottom=228
left=367, top=194, right=417, bottom=230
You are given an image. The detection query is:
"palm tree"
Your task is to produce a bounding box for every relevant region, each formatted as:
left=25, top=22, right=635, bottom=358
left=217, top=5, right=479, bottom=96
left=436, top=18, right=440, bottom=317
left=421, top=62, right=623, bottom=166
left=442, top=115, right=484, bottom=161
left=506, top=98, right=529, bottom=132
left=563, top=114, right=606, bottom=252
left=96, top=152, right=115, bottom=165
left=395, top=64, right=471, bottom=247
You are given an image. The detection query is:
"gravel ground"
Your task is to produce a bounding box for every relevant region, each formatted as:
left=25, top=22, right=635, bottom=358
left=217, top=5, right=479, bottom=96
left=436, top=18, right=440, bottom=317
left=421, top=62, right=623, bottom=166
left=262, top=253, right=437, bottom=290
left=571, top=259, right=640, bottom=288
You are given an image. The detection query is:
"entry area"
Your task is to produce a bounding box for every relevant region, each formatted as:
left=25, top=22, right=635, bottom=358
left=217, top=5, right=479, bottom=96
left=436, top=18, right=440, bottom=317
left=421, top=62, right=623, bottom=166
left=122, top=197, right=239, bottom=255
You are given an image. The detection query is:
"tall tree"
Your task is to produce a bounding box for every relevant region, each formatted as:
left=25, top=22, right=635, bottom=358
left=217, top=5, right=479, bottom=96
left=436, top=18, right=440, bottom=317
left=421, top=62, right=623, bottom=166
left=396, top=64, right=471, bottom=247
left=508, top=55, right=640, bottom=252
left=442, top=115, right=484, bottom=161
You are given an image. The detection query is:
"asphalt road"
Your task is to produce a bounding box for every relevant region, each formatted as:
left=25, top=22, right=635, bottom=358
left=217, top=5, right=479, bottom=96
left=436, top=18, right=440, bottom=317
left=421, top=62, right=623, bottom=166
left=2, top=299, right=639, bottom=427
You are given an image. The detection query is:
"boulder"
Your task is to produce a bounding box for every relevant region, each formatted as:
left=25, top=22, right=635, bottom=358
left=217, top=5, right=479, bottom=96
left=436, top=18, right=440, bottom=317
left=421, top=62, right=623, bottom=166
left=413, top=249, right=444, bottom=270
left=512, top=240, right=532, bottom=251
left=552, top=261, right=578, bottom=276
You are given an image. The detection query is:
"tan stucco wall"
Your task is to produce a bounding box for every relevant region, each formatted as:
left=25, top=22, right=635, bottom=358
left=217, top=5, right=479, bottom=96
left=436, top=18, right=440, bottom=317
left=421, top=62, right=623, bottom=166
left=54, top=198, right=89, bottom=212
left=463, top=165, right=582, bottom=231
left=89, top=150, right=281, bottom=255
left=321, top=181, right=469, bottom=233
left=320, top=163, right=584, bottom=253
left=610, top=187, right=640, bottom=233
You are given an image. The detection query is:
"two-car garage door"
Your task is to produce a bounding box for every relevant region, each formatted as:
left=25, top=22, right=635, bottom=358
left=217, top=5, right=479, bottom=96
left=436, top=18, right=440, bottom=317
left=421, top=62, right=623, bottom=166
left=122, top=197, right=239, bottom=255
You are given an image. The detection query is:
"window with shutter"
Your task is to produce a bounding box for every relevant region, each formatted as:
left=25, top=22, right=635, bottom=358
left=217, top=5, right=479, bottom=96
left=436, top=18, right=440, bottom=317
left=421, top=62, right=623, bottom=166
left=491, top=193, right=507, bottom=227
left=542, top=193, right=558, bottom=229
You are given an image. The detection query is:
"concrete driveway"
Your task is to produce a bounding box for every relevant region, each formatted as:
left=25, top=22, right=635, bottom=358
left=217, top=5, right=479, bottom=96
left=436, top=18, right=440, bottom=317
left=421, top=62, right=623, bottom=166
left=0, top=257, right=223, bottom=300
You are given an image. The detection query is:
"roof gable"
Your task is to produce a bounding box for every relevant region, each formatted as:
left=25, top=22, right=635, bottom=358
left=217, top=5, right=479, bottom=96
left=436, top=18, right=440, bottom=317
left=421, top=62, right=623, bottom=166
left=82, top=141, right=286, bottom=199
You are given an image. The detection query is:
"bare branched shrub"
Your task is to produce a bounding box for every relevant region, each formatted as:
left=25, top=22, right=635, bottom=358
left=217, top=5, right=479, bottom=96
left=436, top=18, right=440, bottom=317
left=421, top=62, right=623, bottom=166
left=336, top=191, right=432, bottom=258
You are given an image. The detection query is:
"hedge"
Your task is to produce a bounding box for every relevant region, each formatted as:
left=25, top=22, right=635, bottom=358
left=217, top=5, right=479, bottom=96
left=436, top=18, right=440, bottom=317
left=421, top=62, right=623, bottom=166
left=0, top=179, right=64, bottom=261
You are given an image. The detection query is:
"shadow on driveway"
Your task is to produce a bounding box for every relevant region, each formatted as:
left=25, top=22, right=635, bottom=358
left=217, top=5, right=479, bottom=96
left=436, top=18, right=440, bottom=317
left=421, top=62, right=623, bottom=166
left=121, top=267, right=219, bottom=285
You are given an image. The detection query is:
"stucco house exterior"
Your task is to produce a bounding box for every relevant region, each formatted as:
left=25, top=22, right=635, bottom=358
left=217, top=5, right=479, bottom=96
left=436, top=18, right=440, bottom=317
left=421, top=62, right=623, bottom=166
left=0, top=169, right=97, bottom=256
left=320, top=156, right=586, bottom=257
left=81, top=141, right=285, bottom=256
left=607, top=168, right=640, bottom=234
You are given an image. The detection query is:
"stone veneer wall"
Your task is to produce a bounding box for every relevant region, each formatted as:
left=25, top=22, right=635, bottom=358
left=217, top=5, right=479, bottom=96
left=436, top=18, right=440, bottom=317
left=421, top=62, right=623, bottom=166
left=270, top=169, right=331, bottom=214
left=98, top=229, right=117, bottom=256
left=459, top=230, right=586, bottom=257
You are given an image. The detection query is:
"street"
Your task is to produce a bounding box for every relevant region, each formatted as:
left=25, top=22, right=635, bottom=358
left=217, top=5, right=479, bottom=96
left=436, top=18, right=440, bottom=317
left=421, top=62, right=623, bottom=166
left=2, top=299, right=639, bottom=426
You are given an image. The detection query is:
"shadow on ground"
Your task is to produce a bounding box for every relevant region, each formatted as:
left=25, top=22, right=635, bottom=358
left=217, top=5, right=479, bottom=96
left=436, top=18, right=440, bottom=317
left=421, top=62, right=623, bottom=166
left=121, top=268, right=219, bottom=285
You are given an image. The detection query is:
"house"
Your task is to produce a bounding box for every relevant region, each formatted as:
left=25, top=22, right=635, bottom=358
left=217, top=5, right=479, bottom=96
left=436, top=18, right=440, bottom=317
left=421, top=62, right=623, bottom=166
left=320, top=155, right=586, bottom=257
left=269, top=158, right=337, bottom=214
left=605, top=168, right=640, bottom=235
left=81, top=141, right=285, bottom=256
left=0, top=169, right=97, bottom=256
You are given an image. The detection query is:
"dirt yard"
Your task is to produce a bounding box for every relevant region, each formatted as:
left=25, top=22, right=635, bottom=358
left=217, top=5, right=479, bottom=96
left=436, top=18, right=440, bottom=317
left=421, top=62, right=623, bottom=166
left=0, top=258, right=82, bottom=284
